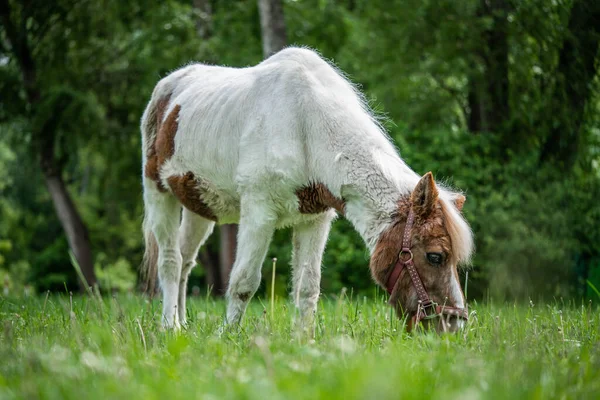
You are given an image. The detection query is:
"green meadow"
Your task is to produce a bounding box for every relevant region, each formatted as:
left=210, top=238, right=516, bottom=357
left=1, top=294, right=598, bottom=400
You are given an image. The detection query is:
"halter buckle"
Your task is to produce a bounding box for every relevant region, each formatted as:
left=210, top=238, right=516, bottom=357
left=419, top=300, right=438, bottom=320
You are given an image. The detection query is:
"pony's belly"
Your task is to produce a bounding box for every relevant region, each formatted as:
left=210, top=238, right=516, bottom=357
left=164, top=171, right=240, bottom=223
left=164, top=168, right=340, bottom=227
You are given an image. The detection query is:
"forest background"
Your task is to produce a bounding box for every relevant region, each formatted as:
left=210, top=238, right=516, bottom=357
left=1, top=0, right=599, bottom=302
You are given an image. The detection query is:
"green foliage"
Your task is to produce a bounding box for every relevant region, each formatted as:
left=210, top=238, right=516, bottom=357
left=396, top=127, right=600, bottom=300
left=1, top=296, right=599, bottom=398
left=0, top=260, right=32, bottom=296
left=95, top=256, right=137, bottom=293
left=0, top=0, right=598, bottom=300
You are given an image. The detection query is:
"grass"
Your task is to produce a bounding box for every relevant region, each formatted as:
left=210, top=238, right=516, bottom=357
left=0, top=293, right=599, bottom=400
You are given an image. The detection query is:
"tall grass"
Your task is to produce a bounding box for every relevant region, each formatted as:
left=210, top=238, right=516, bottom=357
left=0, top=294, right=598, bottom=399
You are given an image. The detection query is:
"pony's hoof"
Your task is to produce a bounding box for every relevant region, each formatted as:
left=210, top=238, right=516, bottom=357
left=161, top=318, right=181, bottom=332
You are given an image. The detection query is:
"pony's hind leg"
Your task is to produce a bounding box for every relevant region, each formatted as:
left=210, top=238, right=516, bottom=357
left=225, top=195, right=277, bottom=326
left=291, top=210, right=335, bottom=336
left=178, top=209, right=215, bottom=326
left=144, top=179, right=183, bottom=329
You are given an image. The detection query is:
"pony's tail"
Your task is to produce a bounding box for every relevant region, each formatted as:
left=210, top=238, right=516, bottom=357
left=140, top=213, right=160, bottom=297
left=139, top=92, right=162, bottom=297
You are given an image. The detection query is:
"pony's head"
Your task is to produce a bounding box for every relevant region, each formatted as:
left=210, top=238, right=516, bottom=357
left=370, top=172, right=473, bottom=333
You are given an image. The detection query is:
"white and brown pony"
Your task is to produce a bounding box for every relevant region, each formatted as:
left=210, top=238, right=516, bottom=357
left=140, top=47, right=473, bottom=333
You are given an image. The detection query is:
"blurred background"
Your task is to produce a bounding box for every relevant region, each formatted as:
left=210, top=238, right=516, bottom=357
left=1, top=0, right=599, bottom=302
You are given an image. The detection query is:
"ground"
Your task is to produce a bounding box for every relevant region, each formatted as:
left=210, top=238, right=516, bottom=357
left=0, top=293, right=599, bottom=399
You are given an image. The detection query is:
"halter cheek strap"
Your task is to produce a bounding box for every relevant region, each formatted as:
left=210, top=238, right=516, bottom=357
left=385, top=208, right=468, bottom=329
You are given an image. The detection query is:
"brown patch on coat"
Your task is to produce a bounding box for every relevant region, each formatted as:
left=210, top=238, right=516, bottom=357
left=154, top=96, right=172, bottom=141
left=155, top=104, right=180, bottom=166
left=296, top=183, right=345, bottom=215
left=369, top=198, right=412, bottom=289
left=144, top=95, right=180, bottom=193
left=167, top=172, right=218, bottom=222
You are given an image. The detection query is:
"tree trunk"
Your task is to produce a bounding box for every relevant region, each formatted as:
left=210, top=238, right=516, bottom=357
left=39, top=127, right=98, bottom=290
left=193, top=0, right=212, bottom=39
left=467, top=84, right=485, bottom=133
left=258, top=0, right=287, bottom=57
left=219, top=224, right=237, bottom=295
left=467, top=0, right=510, bottom=138
left=539, top=0, right=600, bottom=168
left=483, top=0, right=510, bottom=136
left=198, top=248, right=221, bottom=294
left=43, top=169, right=97, bottom=289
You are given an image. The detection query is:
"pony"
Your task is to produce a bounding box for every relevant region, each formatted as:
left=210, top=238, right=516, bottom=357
left=140, top=47, right=474, bottom=333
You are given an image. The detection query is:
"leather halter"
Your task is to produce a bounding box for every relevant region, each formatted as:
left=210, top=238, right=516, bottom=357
left=385, top=208, right=468, bottom=330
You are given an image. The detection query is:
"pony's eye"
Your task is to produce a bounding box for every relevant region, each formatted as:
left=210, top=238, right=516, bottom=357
left=426, top=253, right=443, bottom=266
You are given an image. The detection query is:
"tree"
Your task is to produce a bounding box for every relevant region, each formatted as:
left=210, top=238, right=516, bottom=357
left=258, top=0, right=287, bottom=57
left=1, top=0, right=202, bottom=293
left=0, top=0, right=97, bottom=290
left=467, top=0, right=511, bottom=137
left=193, top=0, right=213, bottom=39
left=539, top=0, right=600, bottom=168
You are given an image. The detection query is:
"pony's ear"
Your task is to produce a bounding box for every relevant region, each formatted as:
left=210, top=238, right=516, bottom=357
left=411, top=172, right=438, bottom=217
left=454, top=194, right=466, bottom=212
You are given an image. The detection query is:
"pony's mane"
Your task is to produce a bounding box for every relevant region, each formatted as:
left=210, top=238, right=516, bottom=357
left=439, top=191, right=474, bottom=266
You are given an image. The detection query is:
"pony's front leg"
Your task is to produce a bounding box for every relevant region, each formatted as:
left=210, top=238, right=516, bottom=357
left=291, top=210, right=335, bottom=337
left=225, top=197, right=276, bottom=326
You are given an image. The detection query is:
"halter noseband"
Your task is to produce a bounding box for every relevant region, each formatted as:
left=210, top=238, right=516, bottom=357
left=385, top=208, right=468, bottom=330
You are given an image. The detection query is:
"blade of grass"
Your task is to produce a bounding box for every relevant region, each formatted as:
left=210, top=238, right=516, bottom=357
left=69, top=250, right=93, bottom=295
left=271, top=257, right=277, bottom=319
left=586, top=280, right=600, bottom=300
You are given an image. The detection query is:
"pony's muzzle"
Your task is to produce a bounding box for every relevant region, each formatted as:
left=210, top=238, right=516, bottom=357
left=417, top=314, right=465, bottom=334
